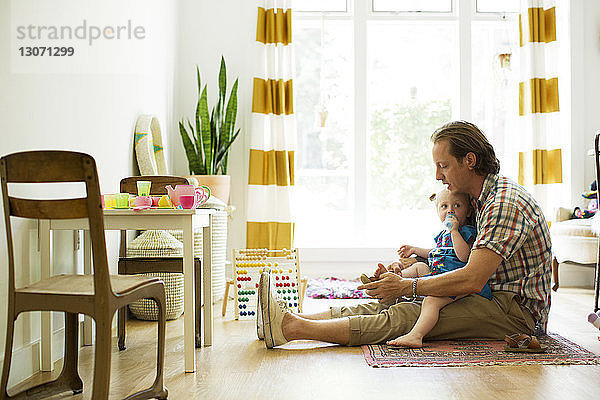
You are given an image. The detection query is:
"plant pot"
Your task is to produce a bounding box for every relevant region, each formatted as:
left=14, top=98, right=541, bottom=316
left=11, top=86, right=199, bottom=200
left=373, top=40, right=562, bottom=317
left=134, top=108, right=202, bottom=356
left=187, top=175, right=231, bottom=204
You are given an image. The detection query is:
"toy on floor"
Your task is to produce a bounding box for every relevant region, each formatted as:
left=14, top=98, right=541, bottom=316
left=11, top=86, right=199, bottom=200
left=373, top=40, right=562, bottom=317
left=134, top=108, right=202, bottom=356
left=572, top=207, right=595, bottom=219
left=229, top=248, right=305, bottom=320
left=572, top=180, right=598, bottom=219
left=360, top=274, right=377, bottom=284
left=587, top=311, right=600, bottom=330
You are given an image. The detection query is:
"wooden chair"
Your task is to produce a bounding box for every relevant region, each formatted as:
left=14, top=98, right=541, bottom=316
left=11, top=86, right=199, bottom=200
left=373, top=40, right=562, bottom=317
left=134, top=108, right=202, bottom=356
left=117, top=176, right=202, bottom=350
left=0, top=151, right=168, bottom=399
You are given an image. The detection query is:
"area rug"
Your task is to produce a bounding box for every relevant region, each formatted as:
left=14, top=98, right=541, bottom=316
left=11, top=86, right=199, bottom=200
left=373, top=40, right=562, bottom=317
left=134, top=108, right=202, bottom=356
left=306, top=277, right=369, bottom=299
left=362, top=333, right=600, bottom=367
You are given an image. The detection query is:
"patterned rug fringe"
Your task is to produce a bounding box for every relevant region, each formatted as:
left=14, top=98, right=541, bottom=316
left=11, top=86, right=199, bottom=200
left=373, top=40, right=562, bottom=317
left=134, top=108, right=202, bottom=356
left=369, top=359, right=599, bottom=368
left=362, top=333, right=600, bottom=368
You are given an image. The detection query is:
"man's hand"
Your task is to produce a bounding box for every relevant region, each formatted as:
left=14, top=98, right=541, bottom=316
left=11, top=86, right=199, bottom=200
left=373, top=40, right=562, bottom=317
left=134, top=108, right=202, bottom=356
left=357, top=272, right=411, bottom=304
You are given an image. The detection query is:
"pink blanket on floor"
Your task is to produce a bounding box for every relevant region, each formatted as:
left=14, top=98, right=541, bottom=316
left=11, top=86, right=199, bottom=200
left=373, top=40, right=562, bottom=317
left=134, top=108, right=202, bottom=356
left=306, top=277, right=369, bottom=299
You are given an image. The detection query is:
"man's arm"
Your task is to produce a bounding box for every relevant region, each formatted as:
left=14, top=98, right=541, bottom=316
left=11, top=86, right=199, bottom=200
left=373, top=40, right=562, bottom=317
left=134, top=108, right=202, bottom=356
left=414, top=248, right=502, bottom=296
left=357, top=248, right=502, bottom=303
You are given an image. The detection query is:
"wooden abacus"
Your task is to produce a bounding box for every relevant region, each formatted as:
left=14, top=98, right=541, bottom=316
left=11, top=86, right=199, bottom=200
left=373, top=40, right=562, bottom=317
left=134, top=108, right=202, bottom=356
left=223, top=248, right=307, bottom=320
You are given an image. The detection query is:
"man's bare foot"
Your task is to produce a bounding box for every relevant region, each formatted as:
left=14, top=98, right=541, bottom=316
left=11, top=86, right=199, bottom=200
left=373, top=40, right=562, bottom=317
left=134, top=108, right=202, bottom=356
left=386, top=334, right=423, bottom=348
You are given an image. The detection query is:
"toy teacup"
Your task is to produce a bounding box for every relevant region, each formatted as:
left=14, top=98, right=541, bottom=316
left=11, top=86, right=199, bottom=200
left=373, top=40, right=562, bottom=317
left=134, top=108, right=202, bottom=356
left=194, top=185, right=211, bottom=207
left=134, top=196, right=153, bottom=207
left=179, top=195, right=196, bottom=209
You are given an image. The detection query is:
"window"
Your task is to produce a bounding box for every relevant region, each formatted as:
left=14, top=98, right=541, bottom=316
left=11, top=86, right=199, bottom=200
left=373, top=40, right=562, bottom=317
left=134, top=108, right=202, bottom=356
left=372, top=0, right=452, bottom=13
left=475, top=0, right=519, bottom=14
left=294, top=0, right=347, bottom=13
left=294, top=0, right=521, bottom=249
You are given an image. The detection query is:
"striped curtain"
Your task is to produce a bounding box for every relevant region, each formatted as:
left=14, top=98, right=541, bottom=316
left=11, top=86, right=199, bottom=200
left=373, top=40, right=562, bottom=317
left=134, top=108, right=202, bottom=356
left=246, top=0, right=295, bottom=250
left=517, top=0, right=562, bottom=213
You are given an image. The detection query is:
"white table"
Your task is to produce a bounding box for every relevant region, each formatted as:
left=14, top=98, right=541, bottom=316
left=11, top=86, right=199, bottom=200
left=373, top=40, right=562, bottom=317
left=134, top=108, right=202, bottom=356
left=39, top=208, right=213, bottom=373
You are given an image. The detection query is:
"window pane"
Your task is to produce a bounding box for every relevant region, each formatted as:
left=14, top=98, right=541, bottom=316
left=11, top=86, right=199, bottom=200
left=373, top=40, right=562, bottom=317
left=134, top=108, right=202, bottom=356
left=366, top=22, right=457, bottom=247
left=294, top=0, right=347, bottom=12
left=293, top=21, right=354, bottom=247
left=373, top=0, right=452, bottom=13
left=476, top=0, right=519, bottom=13
left=471, top=19, right=520, bottom=180
left=295, top=175, right=355, bottom=247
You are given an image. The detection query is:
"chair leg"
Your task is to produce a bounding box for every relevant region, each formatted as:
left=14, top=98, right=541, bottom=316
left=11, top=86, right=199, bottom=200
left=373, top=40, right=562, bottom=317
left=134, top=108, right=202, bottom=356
left=552, top=257, right=559, bottom=292
left=124, top=290, right=168, bottom=400
left=118, top=306, right=127, bottom=350
left=1, top=307, right=16, bottom=398
left=152, top=292, right=168, bottom=398
left=222, top=280, right=233, bottom=317
left=3, top=312, right=83, bottom=399
left=45, top=312, right=83, bottom=395
left=91, top=317, right=113, bottom=399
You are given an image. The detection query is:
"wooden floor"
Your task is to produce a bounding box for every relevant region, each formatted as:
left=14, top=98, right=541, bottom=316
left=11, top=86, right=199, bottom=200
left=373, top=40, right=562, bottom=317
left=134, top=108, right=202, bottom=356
left=12, top=288, right=600, bottom=399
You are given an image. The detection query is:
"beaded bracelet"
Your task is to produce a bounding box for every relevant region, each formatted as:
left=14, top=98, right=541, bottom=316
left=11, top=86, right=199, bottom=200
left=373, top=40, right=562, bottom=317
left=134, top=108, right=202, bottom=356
left=412, top=278, right=418, bottom=298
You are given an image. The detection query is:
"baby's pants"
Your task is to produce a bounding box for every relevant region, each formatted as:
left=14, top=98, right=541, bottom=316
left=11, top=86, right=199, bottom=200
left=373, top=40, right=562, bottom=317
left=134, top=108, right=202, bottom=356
left=330, top=291, right=536, bottom=346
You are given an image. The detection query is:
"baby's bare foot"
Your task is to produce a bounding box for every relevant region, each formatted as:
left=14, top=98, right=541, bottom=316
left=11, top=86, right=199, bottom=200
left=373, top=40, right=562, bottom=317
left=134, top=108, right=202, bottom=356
left=386, top=334, right=423, bottom=348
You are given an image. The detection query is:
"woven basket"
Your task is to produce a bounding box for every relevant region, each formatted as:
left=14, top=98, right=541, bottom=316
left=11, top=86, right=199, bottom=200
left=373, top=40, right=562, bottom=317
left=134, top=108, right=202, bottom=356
left=126, top=230, right=182, bottom=257
left=126, top=230, right=184, bottom=320
left=128, top=272, right=184, bottom=320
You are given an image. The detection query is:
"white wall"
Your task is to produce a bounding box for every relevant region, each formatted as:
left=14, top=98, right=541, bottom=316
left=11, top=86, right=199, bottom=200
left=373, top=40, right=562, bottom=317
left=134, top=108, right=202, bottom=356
left=569, top=0, right=600, bottom=206
left=172, top=0, right=258, bottom=260
left=581, top=0, right=600, bottom=189
left=0, top=0, right=177, bottom=386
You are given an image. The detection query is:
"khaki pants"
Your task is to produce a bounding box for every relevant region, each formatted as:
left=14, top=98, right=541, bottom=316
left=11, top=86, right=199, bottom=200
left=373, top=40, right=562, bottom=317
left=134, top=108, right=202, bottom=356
left=330, top=291, right=536, bottom=346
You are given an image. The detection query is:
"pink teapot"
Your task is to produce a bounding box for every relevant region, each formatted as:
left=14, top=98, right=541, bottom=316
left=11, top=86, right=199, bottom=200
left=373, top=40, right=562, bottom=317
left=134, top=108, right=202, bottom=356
left=165, top=184, right=211, bottom=208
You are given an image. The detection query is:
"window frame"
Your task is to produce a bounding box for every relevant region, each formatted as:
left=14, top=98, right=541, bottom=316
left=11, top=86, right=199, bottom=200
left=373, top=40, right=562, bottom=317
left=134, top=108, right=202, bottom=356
left=293, top=0, right=519, bottom=256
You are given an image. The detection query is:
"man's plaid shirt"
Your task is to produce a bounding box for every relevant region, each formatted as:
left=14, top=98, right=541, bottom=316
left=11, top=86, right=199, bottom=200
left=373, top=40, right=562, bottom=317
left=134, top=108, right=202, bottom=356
left=472, top=174, right=552, bottom=330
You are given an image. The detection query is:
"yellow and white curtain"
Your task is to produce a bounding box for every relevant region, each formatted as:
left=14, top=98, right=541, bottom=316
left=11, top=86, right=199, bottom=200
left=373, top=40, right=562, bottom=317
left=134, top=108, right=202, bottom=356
left=246, top=0, right=295, bottom=250
left=517, top=0, right=562, bottom=213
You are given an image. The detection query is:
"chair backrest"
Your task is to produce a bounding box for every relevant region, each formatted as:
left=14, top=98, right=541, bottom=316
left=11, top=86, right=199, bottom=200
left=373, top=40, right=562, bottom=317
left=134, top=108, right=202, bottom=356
left=118, top=175, right=189, bottom=257
left=0, top=150, right=112, bottom=297
left=120, top=175, right=189, bottom=196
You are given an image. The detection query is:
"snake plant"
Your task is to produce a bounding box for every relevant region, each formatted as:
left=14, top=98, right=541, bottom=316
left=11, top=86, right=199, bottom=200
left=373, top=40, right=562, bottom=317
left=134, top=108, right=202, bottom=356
left=179, top=56, right=240, bottom=175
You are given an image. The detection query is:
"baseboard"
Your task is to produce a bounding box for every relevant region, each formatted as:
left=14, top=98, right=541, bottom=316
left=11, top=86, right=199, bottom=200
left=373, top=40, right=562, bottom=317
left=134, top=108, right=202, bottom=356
left=0, top=327, right=65, bottom=389
left=302, top=262, right=374, bottom=280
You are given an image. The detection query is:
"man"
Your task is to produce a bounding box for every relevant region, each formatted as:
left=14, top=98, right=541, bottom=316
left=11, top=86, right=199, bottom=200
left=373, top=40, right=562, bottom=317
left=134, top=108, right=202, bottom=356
left=259, top=120, right=552, bottom=349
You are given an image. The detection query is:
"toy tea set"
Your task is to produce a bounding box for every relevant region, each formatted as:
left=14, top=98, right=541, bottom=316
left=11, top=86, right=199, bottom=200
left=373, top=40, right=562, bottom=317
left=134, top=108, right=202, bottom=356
left=101, top=181, right=210, bottom=211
